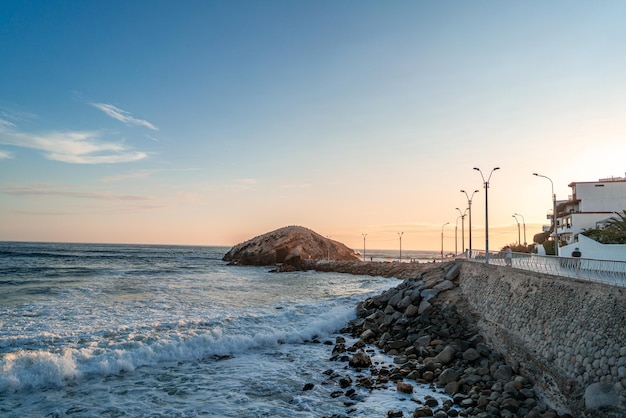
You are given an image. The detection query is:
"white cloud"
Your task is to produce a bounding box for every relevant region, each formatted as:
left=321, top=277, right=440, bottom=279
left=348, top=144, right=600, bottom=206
left=0, top=150, right=13, bottom=160
left=91, top=103, right=158, bottom=131
left=1, top=184, right=153, bottom=201
left=0, top=119, right=16, bottom=129
left=100, top=168, right=201, bottom=183
left=0, top=123, right=147, bottom=164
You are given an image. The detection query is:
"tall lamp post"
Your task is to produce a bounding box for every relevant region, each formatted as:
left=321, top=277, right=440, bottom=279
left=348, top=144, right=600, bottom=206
left=461, top=189, right=479, bottom=258
left=456, top=207, right=467, bottom=257
left=512, top=214, right=521, bottom=245
left=398, top=232, right=403, bottom=262
left=441, top=222, right=449, bottom=261
left=362, top=233, right=367, bottom=262
left=533, top=173, right=558, bottom=256
left=454, top=215, right=461, bottom=256
left=514, top=213, right=526, bottom=246
left=326, top=236, right=331, bottom=260
left=474, top=167, right=500, bottom=263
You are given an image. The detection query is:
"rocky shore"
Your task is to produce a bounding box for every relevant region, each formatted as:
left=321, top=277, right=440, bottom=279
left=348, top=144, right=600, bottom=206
left=292, top=260, right=611, bottom=418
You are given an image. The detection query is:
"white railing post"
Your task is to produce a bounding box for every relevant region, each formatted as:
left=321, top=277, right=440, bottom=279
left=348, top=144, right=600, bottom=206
left=465, top=252, right=626, bottom=287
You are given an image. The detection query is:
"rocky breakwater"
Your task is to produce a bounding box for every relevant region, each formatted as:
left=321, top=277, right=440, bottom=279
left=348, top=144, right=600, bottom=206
left=333, top=261, right=570, bottom=417
left=294, top=259, right=437, bottom=279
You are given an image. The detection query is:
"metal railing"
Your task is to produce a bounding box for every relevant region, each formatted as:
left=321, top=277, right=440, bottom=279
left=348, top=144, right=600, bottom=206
left=465, top=250, right=626, bottom=288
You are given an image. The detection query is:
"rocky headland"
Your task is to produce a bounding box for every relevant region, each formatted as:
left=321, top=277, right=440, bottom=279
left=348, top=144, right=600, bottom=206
left=223, top=225, right=360, bottom=265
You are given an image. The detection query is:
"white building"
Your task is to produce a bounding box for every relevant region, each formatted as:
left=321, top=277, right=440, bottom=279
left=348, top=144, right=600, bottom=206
left=557, top=176, right=626, bottom=245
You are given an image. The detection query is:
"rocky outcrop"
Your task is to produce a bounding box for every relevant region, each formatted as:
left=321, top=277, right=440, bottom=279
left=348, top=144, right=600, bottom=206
left=222, top=225, right=361, bottom=266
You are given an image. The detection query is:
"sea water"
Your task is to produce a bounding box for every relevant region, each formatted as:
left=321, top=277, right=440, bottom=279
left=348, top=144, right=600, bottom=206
left=0, top=242, right=450, bottom=417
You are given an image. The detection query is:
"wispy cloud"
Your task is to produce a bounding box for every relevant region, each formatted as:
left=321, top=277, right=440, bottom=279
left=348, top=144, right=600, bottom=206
left=0, top=123, right=147, bottom=164
left=100, top=168, right=201, bottom=183
left=278, top=183, right=311, bottom=189
left=0, top=150, right=13, bottom=160
left=235, top=178, right=258, bottom=185
left=91, top=103, right=158, bottom=131
left=0, top=107, right=37, bottom=125
left=101, top=170, right=157, bottom=183
left=176, top=191, right=201, bottom=203
left=0, top=118, right=16, bottom=129
left=1, top=184, right=153, bottom=201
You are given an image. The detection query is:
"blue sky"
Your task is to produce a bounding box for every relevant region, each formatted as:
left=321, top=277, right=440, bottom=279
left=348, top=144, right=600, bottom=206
left=1, top=1, right=626, bottom=250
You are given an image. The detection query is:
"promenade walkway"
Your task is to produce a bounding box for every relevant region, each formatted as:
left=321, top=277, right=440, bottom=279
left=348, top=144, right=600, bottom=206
left=466, top=250, right=626, bottom=288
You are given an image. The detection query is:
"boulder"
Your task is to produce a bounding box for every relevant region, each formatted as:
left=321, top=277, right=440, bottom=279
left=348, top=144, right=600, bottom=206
left=433, top=345, right=457, bottom=364
left=584, top=381, right=619, bottom=410
left=413, top=406, right=433, bottom=417
left=418, top=300, right=432, bottom=314
left=437, top=367, right=461, bottom=385
left=462, top=348, right=481, bottom=361
left=404, top=304, right=420, bottom=317
left=397, top=381, right=414, bottom=394
left=349, top=350, right=372, bottom=368
left=360, top=329, right=377, bottom=341
left=433, top=279, right=455, bottom=292
left=493, top=365, right=513, bottom=381
left=222, top=225, right=360, bottom=265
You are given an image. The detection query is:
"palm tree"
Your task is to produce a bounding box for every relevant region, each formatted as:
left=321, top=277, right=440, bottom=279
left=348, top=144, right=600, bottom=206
left=605, top=210, right=626, bottom=232
left=582, top=210, right=626, bottom=244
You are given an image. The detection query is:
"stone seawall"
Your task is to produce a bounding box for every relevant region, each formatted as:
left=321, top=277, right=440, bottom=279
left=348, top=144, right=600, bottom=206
left=294, top=259, right=626, bottom=415
left=460, top=262, right=626, bottom=413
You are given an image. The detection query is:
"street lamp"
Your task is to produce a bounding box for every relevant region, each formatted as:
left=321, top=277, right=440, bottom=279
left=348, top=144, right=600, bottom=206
left=441, top=222, right=449, bottom=261
left=326, top=235, right=332, bottom=260
left=454, top=215, right=461, bottom=256
left=362, top=233, right=367, bottom=262
left=514, top=213, right=526, bottom=246
left=533, top=173, right=558, bottom=256
left=460, top=189, right=479, bottom=258
left=398, top=232, right=404, bottom=262
left=456, top=207, right=468, bottom=257
left=512, top=214, right=521, bottom=245
left=474, top=167, right=500, bottom=263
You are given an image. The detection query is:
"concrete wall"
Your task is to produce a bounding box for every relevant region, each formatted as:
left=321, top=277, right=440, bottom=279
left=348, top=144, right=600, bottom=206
left=459, top=262, right=626, bottom=412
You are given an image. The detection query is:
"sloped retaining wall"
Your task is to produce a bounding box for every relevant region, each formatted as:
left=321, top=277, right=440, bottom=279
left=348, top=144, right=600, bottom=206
left=459, top=262, right=626, bottom=413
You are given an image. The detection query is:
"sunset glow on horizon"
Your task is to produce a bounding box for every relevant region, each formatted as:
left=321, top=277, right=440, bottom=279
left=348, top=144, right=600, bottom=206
left=2, top=1, right=625, bottom=252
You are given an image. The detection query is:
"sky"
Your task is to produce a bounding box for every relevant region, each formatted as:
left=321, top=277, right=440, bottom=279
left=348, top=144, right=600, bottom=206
left=1, top=1, right=626, bottom=252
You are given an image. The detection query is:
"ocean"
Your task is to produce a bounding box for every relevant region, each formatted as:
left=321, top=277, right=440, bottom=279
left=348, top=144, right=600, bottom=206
left=0, top=242, right=449, bottom=417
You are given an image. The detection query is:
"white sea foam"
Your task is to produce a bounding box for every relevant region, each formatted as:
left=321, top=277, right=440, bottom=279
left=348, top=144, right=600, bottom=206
left=0, top=300, right=360, bottom=392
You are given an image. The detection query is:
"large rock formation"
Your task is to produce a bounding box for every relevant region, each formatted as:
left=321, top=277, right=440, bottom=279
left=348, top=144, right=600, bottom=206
left=222, top=225, right=361, bottom=266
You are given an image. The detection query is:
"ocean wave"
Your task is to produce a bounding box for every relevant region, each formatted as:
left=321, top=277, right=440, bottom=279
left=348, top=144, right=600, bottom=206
left=0, top=304, right=356, bottom=393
